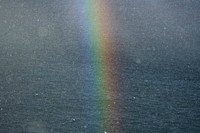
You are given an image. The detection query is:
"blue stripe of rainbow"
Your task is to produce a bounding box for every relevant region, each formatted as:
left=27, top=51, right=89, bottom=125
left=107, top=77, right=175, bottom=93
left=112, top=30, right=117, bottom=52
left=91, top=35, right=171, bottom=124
left=77, top=0, right=121, bottom=132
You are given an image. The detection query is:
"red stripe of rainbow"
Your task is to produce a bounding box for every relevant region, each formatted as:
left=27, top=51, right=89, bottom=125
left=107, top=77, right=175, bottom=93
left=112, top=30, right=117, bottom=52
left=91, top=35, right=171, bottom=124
left=77, top=0, right=121, bottom=132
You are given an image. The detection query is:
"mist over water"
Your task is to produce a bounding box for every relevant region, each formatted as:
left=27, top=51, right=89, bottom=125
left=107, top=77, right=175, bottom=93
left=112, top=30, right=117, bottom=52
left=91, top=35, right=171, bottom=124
left=0, top=0, right=200, bottom=132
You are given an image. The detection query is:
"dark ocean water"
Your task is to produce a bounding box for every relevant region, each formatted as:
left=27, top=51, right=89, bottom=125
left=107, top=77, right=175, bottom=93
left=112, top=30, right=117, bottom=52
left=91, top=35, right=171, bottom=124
left=0, top=49, right=200, bottom=133
left=1, top=0, right=200, bottom=132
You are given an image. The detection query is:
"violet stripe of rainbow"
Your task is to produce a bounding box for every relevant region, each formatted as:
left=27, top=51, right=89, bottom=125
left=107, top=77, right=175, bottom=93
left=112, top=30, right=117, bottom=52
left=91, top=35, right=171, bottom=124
left=78, top=0, right=121, bottom=132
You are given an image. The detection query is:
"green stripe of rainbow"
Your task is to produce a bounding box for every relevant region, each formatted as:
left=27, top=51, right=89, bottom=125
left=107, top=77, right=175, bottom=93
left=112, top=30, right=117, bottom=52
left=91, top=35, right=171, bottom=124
left=78, top=0, right=121, bottom=132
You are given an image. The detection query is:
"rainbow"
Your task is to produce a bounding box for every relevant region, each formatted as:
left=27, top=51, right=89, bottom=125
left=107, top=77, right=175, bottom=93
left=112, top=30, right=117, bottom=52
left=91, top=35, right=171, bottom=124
left=77, top=0, right=121, bottom=132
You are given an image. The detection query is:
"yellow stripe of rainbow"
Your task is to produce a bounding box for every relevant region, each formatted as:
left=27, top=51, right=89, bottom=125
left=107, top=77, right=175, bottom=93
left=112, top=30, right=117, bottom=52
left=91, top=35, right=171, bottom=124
left=79, top=0, right=121, bottom=132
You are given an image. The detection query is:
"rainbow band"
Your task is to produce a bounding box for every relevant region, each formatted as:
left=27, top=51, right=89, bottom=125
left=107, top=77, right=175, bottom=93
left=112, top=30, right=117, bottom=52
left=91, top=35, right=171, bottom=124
left=77, top=0, right=120, bottom=132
